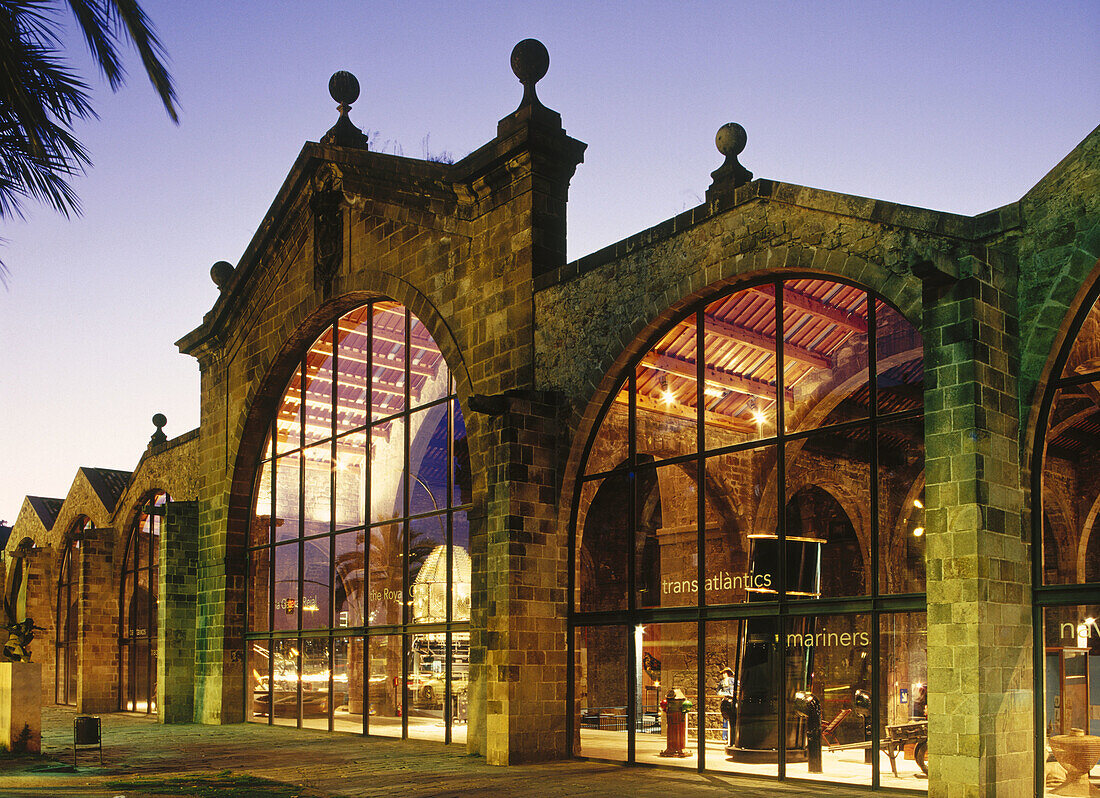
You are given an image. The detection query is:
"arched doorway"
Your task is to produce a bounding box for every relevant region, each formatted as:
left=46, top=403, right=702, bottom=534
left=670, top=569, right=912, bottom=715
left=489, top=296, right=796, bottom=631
left=571, top=276, right=927, bottom=787
left=55, top=518, right=89, bottom=705
left=119, top=491, right=166, bottom=713
left=246, top=299, right=472, bottom=743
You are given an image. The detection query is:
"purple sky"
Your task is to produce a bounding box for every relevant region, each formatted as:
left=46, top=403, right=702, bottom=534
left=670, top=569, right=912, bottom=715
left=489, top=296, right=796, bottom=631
left=1, top=0, right=1097, bottom=523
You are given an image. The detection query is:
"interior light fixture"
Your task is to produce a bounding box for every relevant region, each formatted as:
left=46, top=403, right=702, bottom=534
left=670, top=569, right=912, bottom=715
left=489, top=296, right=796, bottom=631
left=913, top=499, right=924, bottom=509
left=753, top=409, right=767, bottom=426
left=912, top=526, right=925, bottom=537
left=660, top=376, right=675, bottom=405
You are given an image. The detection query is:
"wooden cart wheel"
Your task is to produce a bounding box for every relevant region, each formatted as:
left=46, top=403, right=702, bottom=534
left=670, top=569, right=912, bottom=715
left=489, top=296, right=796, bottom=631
left=915, top=740, right=928, bottom=775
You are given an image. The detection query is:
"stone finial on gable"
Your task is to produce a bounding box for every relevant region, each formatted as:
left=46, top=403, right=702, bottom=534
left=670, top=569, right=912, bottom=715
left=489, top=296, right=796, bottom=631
left=150, top=413, right=167, bottom=447
left=707, top=122, right=754, bottom=201
left=321, top=70, right=368, bottom=148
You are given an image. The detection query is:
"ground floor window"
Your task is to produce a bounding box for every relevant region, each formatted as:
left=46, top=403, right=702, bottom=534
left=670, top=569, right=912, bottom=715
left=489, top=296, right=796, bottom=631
left=573, top=611, right=927, bottom=789
left=248, top=630, right=469, bottom=742
left=245, top=300, right=471, bottom=742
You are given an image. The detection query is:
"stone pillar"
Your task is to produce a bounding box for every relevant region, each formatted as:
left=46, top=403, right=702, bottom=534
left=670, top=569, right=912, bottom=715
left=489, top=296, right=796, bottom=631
left=1, top=662, right=41, bottom=753
left=477, top=391, right=567, bottom=765
left=77, top=527, right=118, bottom=714
left=160, top=501, right=198, bottom=723
left=923, top=254, right=1032, bottom=796
left=20, top=547, right=55, bottom=705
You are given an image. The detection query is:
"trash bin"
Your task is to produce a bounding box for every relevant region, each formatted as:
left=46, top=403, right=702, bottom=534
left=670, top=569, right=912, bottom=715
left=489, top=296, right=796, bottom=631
left=74, top=715, right=102, bottom=765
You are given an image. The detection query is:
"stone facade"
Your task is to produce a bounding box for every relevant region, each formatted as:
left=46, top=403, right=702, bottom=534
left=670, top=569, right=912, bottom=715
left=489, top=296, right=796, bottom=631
left=4, top=43, right=1098, bottom=798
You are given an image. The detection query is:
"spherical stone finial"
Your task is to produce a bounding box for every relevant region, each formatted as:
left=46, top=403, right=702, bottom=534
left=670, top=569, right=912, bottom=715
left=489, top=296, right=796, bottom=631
left=511, top=39, right=549, bottom=87
left=150, top=413, right=167, bottom=447
left=716, top=122, right=747, bottom=157
left=328, top=71, right=361, bottom=106
left=210, top=260, right=234, bottom=289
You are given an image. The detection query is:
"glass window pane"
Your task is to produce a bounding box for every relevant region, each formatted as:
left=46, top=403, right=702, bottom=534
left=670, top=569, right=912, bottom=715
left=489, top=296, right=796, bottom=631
left=1042, top=383, right=1100, bottom=585
left=368, top=634, right=403, bottom=737
left=704, top=288, right=778, bottom=443
left=335, top=530, right=365, bottom=629
left=409, top=515, right=447, bottom=625
left=452, top=511, right=471, bottom=623
left=303, top=326, right=335, bottom=447
left=450, top=631, right=470, bottom=743
left=585, top=382, right=630, bottom=476
left=706, top=617, right=779, bottom=778
left=879, top=419, right=925, bottom=594
left=248, top=639, right=271, bottom=723
left=332, top=636, right=357, bottom=733
left=576, top=476, right=629, bottom=612
left=302, top=443, right=332, bottom=539
left=273, top=543, right=299, bottom=632
left=373, top=302, right=407, bottom=420
left=1061, top=293, right=1100, bottom=379
left=1042, top=604, right=1100, bottom=798
left=410, top=404, right=448, bottom=516
left=276, top=367, right=302, bottom=454
left=336, top=306, right=371, bottom=434
left=880, top=612, right=928, bottom=789
left=636, top=322, right=698, bottom=463
left=785, top=434, right=870, bottom=598
left=272, top=638, right=300, bottom=727
left=249, top=548, right=271, bottom=633
left=369, top=521, right=405, bottom=627
left=335, top=431, right=366, bottom=531
left=409, top=311, right=448, bottom=409
left=256, top=457, right=275, bottom=543
left=408, top=632, right=445, bottom=740
left=784, top=614, right=872, bottom=787
left=371, top=419, right=405, bottom=524
left=636, top=463, right=698, bottom=610
left=704, top=447, right=776, bottom=605
left=875, top=300, right=923, bottom=415
left=783, top=280, right=870, bottom=433
left=575, top=625, right=628, bottom=761
left=301, top=537, right=330, bottom=631
left=301, top=637, right=331, bottom=731
left=634, top=622, right=696, bottom=769
left=274, top=454, right=301, bottom=542
left=453, top=400, right=471, bottom=506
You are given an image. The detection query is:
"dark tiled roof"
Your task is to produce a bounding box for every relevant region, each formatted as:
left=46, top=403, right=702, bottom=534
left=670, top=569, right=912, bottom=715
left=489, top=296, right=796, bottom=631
left=26, top=496, right=63, bottom=529
left=0, top=524, right=10, bottom=549
left=80, top=468, right=132, bottom=513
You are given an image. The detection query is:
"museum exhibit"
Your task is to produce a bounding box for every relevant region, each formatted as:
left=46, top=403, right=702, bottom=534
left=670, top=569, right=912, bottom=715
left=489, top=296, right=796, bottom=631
left=2, top=40, right=1098, bottom=796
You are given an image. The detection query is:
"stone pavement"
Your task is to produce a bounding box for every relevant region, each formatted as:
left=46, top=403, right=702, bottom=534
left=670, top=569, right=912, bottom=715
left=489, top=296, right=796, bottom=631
left=0, top=706, right=864, bottom=797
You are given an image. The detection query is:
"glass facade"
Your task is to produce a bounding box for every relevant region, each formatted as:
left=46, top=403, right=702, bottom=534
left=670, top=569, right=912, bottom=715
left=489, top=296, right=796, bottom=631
left=1036, top=285, right=1100, bottom=795
left=247, top=301, right=471, bottom=743
left=572, top=278, right=928, bottom=788
left=55, top=518, right=88, bottom=706
left=120, top=491, right=165, bottom=713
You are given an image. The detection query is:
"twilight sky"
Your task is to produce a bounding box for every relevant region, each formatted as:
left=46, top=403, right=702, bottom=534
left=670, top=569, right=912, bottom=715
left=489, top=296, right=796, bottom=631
left=0, top=0, right=1097, bottom=524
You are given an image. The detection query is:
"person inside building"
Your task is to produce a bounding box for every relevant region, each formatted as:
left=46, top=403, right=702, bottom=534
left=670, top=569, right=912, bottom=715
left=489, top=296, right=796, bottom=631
left=717, top=667, right=737, bottom=740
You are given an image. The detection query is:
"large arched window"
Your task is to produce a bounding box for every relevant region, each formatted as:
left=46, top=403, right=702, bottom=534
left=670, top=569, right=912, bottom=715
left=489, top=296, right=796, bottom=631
left=1035, top=278, right=1100, bottom=795
left=56, top=518, right=89, bottom=705
left=120, top=491, right=165, bottom=713
left=571, top=277, right=927, bottom=789
left=247, top=300, right=471, bottom=744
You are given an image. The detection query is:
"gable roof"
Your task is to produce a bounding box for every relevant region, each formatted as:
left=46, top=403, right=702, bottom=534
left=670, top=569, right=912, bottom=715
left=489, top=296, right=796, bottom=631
left=25, top=496, right=63, bottom=530
left=79, top=468, right=132, bottom=514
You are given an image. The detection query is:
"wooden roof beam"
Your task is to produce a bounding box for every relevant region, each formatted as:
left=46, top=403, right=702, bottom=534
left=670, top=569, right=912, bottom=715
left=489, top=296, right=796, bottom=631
left=750, top=284, right=868, bottom=334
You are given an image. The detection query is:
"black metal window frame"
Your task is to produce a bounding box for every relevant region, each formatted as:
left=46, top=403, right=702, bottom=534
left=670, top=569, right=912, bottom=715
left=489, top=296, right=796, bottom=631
left=245, top=299, right=472, bottom=742
left=54, top=520, right=86, bottom=706
left=1031, top=275, right=1100, bottom=796
left=118, top=491, right=166, bottom=714
left=568, top=275, right=927, bottom=792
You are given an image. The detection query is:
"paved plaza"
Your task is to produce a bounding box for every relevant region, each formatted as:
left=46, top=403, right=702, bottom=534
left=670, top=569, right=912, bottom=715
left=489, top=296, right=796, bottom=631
left=0, top=706, right=864, bottom=797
